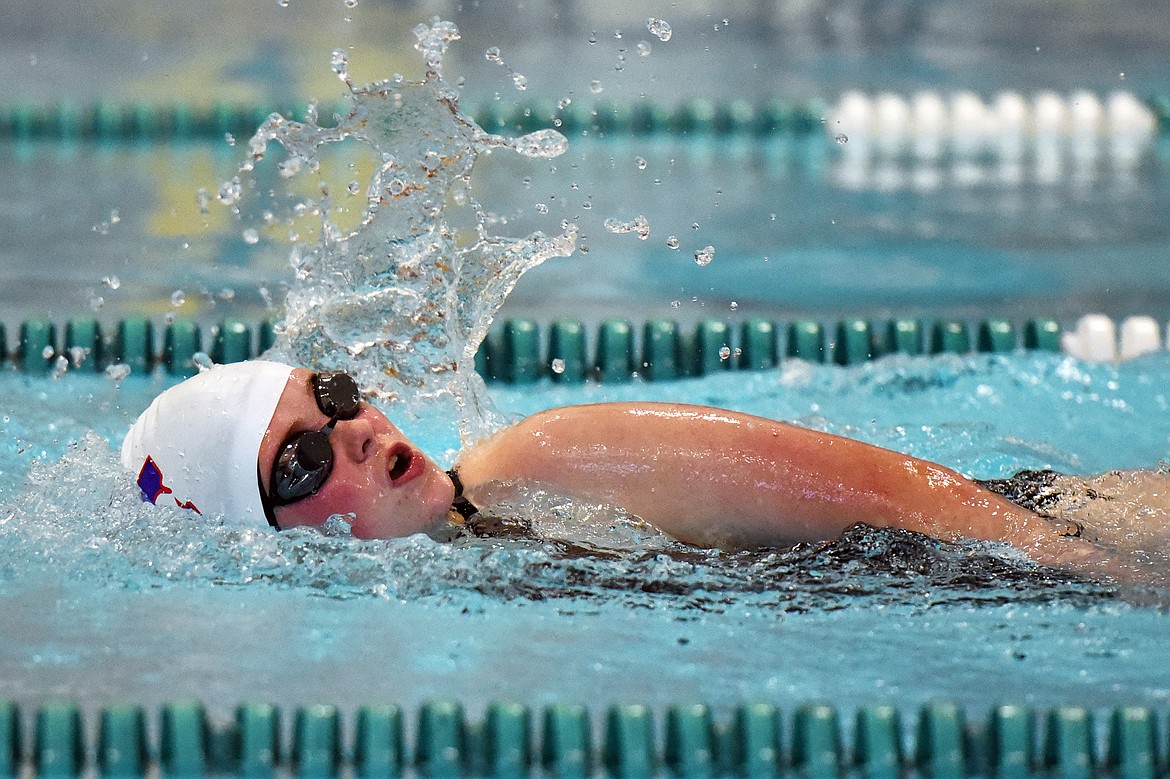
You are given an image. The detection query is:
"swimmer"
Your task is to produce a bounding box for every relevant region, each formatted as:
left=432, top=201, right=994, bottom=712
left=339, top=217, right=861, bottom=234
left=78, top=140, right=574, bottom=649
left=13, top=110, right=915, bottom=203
left=122, top=360, right=1156, bottom=581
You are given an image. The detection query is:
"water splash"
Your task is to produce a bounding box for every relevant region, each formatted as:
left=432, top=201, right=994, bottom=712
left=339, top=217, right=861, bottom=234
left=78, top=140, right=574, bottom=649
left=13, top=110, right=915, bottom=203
left=239, top=19, right=577, bottom=448
left=603, top=214, right=650, bottom=240
left=646, top=17, right=672, bottom=42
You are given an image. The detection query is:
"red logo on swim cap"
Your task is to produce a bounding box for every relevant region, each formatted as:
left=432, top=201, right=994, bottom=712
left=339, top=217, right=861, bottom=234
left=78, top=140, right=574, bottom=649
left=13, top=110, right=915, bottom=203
left=136, top=456, right=202, bottom=515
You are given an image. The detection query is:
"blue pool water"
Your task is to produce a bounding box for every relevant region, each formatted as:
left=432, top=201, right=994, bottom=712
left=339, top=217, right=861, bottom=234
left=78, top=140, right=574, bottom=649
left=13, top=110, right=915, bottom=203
left=5, top=136, right=1170, bottom=328
left=4, top=0, right=1170, bottom=727
left=1, top=350, right=1169, bottom=716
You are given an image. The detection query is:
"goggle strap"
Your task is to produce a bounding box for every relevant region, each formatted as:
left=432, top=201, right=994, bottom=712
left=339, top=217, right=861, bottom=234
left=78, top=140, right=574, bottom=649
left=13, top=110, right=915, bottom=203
left=257, top=466, right=282, bottom=530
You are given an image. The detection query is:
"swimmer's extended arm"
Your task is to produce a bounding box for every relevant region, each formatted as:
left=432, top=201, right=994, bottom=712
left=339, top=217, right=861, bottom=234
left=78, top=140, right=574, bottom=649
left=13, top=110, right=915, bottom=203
left=455, top=402, right=1118, bottom=574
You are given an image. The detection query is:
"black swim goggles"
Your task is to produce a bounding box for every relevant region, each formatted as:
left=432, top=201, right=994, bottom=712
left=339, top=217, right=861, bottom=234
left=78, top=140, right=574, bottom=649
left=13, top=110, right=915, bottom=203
left=258, top=371, right=363, bottom=529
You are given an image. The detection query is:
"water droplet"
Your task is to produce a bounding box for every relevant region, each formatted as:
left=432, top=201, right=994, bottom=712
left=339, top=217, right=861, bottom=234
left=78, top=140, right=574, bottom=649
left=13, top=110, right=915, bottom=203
left=485, top=46, right=502, bottom=63
left=343, top=0, right=357, bottom=7
left=691, top=222, right=700, bottom=230
left=551, top=358, right=566, bottom=374
left=634, top=156, right=647, bottom=170
left=512, top=72, right=528, bottom=91
left=277, top=0, right=289, bottom=6
left=718, top=345, right=731, bottom=361
left=694, top=245, right=715, bottom=266
left=769, top=213, right=777, bottom=221
left=557, top=97, right=572, bottom=110
left=603, top=215, right=650, bottom=239
left=665, top=236, right=680, bottom=249
left=411, top=19, right=461, bottom=70
left=101, top=275, right=121, bottom=290
left=834, top=133, right=848, bottom=144
left=588, top=31, right=597, bottom=44
left=512, top=128, right=568, bottom=158
left=330, top=48, right=349, bottom=81
left=41, top=345, right=55, bottom=361
left=589, top=80, right=604, bottom=94
left=646, top=17, right=672, bottom=42
left=730, top=301, right=738, bottom=310
left=388, top=178, right=406, bottom=196
left=535, top=203, right=549, bottom=214
left=218, top=287, right=236, bottom=302
left=106, top=363, right=131, bottom=382
left=242, top=228, right=260, bottom=245
left=637, top=41, right=652, bottom=56
left=670, top=300, right=681, bottom=308
left=217, top=178, right=242, bottom=205
left=171, top=289, right=186, bottom=307
left=613, top=29, right=623, bottom=39
left=1118, top=71, right=1126, bottom=80
left=348, top=180, right=361, bottom=195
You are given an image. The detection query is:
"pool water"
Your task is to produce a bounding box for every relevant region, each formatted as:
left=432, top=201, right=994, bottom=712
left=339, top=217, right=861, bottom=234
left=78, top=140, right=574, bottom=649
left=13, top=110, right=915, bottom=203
left=1, top=349, right=1168, bottom=716
left=5, top=135, right=1170, bottom=329
left=3, top=0, right=1170, bottom=727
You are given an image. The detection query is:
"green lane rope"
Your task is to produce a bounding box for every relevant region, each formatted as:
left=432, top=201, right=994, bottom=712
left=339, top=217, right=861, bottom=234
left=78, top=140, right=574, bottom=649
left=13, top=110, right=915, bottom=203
left=0, top=99, right=831, bottom=142
left=0, top=315, right=1067, bottom=382
left=1, top=699, right=1161, bottom=778
left=3, top=95, right=1165, bottom=143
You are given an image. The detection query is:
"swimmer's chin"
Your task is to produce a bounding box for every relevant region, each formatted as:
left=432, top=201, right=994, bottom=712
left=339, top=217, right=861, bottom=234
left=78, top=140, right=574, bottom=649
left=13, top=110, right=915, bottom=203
left=349, top=469, right=456, bottom=541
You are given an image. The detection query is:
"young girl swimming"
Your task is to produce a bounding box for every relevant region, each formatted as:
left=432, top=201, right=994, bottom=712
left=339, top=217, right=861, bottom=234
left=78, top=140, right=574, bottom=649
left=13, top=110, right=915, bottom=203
left=121, top=360, right=1157, bottom=581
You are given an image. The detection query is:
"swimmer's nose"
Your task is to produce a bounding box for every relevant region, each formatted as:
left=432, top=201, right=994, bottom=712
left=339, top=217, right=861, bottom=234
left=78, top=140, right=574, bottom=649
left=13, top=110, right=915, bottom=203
left=332, top=416, right=377, bottom=464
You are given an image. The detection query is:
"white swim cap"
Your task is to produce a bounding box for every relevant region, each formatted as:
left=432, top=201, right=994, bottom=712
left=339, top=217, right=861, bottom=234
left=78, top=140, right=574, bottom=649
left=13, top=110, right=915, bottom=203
left=121, top=360, right=295, bottom=525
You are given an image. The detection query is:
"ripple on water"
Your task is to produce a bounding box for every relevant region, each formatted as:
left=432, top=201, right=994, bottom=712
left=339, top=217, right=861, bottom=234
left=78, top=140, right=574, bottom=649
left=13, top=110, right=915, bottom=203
left=0, top=430, right=1122, bottom=611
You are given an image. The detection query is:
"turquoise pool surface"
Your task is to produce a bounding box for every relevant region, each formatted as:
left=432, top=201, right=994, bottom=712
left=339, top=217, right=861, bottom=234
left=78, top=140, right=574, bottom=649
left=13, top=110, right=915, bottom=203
left=3, top=0, right=1170, bottom=722
left=1, top=351, right=1168, bottom=715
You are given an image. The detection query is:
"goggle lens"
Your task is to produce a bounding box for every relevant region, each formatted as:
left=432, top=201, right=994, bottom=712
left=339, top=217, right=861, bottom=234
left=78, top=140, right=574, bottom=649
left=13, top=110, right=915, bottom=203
left=260, top=371, right=364, bottom=527
left=314, top=372, right=361, bottom=420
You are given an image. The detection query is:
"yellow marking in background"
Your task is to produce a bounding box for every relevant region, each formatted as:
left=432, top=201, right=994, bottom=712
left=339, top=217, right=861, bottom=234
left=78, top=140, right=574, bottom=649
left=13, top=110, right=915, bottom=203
left=129, top=4, right=424, bottom=245
left=118, top=4, right=426, bottom=104
left=147, top=148, right=235, bottom=238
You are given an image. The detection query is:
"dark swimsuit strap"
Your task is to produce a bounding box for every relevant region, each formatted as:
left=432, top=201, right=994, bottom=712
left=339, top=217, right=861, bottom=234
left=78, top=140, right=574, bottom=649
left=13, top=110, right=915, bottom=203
left=446, top=469, right=479, bottom=521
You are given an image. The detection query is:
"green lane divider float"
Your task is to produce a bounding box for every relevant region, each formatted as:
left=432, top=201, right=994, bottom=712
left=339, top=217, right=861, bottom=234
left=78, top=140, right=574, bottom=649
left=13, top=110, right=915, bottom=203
left=0, top=99, right=830, bottom=143
left=0, top=315, right=1067, bottom=381
left=0, top=700, right=1163, bottom=778
left=5, top=96, right=1166, bottom=143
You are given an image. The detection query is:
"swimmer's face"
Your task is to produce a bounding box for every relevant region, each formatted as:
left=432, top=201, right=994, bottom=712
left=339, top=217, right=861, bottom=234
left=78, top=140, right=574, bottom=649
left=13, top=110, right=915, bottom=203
left=258, top=369, right=455, bottom=539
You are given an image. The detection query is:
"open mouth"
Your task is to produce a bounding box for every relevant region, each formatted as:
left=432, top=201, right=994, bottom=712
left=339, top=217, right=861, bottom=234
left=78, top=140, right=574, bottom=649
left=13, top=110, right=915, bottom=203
left=387, top=442, right=423, bottom=486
